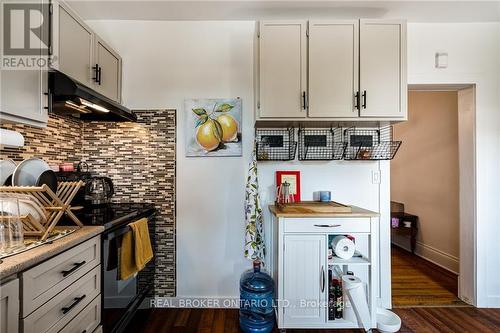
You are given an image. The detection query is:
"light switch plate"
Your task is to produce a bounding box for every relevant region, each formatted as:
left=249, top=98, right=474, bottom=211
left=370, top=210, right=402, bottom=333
left=372, top=170, right=381, bottom=184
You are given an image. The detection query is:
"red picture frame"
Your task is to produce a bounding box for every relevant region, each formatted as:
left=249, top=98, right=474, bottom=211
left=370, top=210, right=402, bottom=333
left=276, top=171, right=301, bottom=202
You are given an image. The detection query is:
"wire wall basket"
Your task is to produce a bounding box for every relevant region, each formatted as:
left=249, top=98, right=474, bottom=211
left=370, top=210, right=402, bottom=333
left=343, top=126, right=401, bottom=160
left=256, top=128, right=297, bottom=161
left=298, top=128, right=346, bottom=160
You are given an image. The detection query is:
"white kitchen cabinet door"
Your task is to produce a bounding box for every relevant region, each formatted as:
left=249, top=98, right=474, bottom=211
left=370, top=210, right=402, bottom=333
left=94, top=36, right=122, bottom=103
left=359, top=20, right=407, bottom=118
left=0, top=278, right=19, bottom=333
left=258, top=21, right=307, bottom=118
left=283, top=234, right=326, bottom=326
left=0, top=0, right=48, bottom=127
left=55, top=3, right=94, bottom=87
left=308, top=21, right=359, bottom=118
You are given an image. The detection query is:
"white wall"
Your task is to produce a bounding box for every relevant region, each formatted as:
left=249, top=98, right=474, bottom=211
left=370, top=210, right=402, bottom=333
left=407, top=23, right=500, bottom=307
left=392, top=91, right=460, bottom=273
left=86, top=20, right=385, bottom=301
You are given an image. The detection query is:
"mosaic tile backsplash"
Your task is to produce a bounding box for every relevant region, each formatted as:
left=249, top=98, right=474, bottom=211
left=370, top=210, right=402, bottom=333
left=0, top=111, right=176, bottom=297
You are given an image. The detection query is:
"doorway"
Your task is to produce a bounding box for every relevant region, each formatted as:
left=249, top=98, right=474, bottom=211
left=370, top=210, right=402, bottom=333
left=390, top=85, right=476, bottom=307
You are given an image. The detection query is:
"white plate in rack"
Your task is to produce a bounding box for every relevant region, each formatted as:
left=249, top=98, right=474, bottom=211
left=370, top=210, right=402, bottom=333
left=12, top=158, right=51, bottom=187
left=0, top=159, right=17, bottom=185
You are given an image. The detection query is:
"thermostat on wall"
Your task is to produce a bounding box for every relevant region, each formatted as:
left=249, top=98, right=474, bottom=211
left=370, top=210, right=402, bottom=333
left=435, top=52, right=448, bottom=68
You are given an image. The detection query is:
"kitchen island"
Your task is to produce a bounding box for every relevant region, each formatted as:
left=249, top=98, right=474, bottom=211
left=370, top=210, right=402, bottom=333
left=267, top=204, right=379, bottom=330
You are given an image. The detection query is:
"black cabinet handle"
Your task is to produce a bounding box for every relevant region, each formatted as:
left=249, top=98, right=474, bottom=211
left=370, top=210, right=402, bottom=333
left=61, top=294, right=86, bottom=314
left=61, top=260, right=86, bottom=277
left=302, top=91, right=307, bottom=110
left=354, top=92, right=360, bottom=110
left=97, top=66, right=102, bottom=85
left=362, top=90, right=367, bottom=109
left=92, top=64, right=99, bottom=83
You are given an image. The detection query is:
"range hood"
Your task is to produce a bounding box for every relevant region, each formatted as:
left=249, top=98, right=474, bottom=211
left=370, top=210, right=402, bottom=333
left=49, top=71, right=137, bottom=122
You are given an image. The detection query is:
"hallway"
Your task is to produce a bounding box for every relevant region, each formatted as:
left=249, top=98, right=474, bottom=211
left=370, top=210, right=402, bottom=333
left=392, top=246, right=466, bottom=307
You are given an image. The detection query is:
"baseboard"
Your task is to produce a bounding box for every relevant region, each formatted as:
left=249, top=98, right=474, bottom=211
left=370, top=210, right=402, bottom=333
left=392, top=234, right=459, bottom=274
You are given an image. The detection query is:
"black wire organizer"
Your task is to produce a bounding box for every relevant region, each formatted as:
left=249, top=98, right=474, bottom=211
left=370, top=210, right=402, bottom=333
left=343, top=126, right=401, bottom=160
left=298, top=127, right=346, bottom=161
left=255, top=128, right=297, bottom=161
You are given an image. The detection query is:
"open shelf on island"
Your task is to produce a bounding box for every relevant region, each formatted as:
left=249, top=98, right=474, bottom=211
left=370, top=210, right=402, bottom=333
left=325, top=319, right=359, bottom=328
left=328, top=255, right=371, bottom=266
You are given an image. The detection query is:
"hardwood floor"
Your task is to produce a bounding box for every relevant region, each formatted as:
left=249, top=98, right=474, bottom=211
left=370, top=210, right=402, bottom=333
left=391, top=246, right=465, bottom=307
left=121, top=247, right=496, bottom=332
left=124, top=307, right=500, bottom=333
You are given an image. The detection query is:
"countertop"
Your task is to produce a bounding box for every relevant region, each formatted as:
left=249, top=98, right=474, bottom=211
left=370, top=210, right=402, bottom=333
left=0, top=226, right=104, bottom=281
left=269, top=204, right=379, bottom=218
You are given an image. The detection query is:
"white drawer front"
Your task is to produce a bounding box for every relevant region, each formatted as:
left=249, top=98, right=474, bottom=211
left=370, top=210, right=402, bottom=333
left=22, top=236, right=100, bottom=316
left=59, top=295, right=100, bottom=333
left=283, top=218, right=371, bottom=233
left=22, top=265, right=101, bottom=333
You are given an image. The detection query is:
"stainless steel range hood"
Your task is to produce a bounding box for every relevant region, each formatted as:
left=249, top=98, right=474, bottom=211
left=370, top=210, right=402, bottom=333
left=49, top=71, right=137, bottom=122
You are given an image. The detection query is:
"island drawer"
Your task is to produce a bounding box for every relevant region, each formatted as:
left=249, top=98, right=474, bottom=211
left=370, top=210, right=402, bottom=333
left=283, top=218, right=371, bottom=233
left=21, top=236, right=100, bottom=317
left=21, top=265, right=101, bottom=333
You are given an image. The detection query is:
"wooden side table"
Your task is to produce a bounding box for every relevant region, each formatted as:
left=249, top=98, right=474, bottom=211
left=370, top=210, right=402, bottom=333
left=391, top=212, right=419, bottom=254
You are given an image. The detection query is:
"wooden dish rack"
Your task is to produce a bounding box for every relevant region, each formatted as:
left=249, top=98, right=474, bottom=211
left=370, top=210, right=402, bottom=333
left=0, top=181, right=84, bottom=241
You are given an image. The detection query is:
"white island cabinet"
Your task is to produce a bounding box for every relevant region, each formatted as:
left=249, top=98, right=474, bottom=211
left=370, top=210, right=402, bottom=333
left=267, top=205, right=379, bottom=330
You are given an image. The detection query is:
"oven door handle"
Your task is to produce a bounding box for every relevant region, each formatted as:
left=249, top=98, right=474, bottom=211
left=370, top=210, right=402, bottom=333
left=103, top=225, right=132, bottom=240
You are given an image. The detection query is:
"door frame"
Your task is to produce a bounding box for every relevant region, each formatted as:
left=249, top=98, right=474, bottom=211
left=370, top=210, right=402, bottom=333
left=388, top=83, right=477, bottom=306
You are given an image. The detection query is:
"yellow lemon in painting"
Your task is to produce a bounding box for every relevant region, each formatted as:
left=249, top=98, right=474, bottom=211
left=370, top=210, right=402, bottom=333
left=216, top=114, right=238, bottom=142
left=196, top=119, right=221, bottom=151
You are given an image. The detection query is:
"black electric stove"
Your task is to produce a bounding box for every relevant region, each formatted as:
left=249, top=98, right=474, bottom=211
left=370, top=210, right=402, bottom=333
left=62, top=202, right=156, bottom=231
left=62, top=202, right=157, bottom=333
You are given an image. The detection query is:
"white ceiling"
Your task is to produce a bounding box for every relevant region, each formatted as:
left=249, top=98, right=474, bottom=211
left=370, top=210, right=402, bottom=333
left=68, top=1, right=500, bottom=22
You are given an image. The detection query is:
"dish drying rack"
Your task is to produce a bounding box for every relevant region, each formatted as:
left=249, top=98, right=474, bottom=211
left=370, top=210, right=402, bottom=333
left=0, top=181, right=84, bottom=241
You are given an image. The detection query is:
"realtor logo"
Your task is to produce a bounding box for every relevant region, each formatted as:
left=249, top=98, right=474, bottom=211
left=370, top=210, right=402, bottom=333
left=2, top=2, right=54, bottom=69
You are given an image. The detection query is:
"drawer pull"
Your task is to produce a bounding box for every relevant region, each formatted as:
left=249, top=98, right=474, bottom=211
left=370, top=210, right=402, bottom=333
left=61, top=260, right=86, bottom=277
left=62, top=294, right=86, bottom=314
left=313, top=224, right=341, bottom=228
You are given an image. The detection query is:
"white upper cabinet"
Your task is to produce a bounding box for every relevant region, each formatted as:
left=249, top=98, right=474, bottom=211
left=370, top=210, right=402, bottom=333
left=258, top=21, right=307, bottom=118
left=52, top=1, right=122, bottom=103
left=0, top=0, right=49, bottom=127
left=359, top=20, right=407, bottom=118
left=282, top=234, right=326, bottom=326
left=256, top=19, right=407, bottom=122
left=308, top=21, right=359, bottom=118
left=55, top=4, right=93, bottom=87
left=94, top=36, right=122, bottom=103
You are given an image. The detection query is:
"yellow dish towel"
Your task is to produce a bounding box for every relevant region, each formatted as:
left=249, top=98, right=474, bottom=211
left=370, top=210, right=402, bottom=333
left=119, top=218, right=153, bottom=280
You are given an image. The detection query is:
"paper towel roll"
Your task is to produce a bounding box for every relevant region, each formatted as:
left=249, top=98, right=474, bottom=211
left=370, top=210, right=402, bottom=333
left=331, top=236, right=355, bottom=259
left=342, top=275, right=371, bottom=330
left=0, top=129, right=24, bottom=148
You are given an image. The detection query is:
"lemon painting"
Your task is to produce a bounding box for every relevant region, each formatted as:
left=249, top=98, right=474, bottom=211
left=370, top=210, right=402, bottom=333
left=185, top=98, right=242, bottom=157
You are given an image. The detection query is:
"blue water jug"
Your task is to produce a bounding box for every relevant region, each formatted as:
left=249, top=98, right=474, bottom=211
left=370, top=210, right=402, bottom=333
left=239, top=261, right=275, bottom=333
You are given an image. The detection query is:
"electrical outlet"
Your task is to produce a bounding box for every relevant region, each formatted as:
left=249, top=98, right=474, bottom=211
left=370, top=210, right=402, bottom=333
left=372, top=170, right=381, bottom=184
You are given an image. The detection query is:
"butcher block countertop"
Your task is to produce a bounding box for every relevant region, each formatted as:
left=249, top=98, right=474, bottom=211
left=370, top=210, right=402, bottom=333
left=0, top=226, right=103, bottom=280
left=269, top=202, right=379, bottom=218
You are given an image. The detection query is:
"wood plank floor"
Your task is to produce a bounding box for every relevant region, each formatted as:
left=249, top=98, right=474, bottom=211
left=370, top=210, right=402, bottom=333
left=124, top=307, right=500, bottom=333
left=391, top=246, right=465, bottom=307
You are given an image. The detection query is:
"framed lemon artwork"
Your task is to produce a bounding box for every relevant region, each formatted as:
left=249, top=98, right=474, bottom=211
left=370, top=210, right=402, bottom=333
left=185, top=98, right=242, bottom=157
